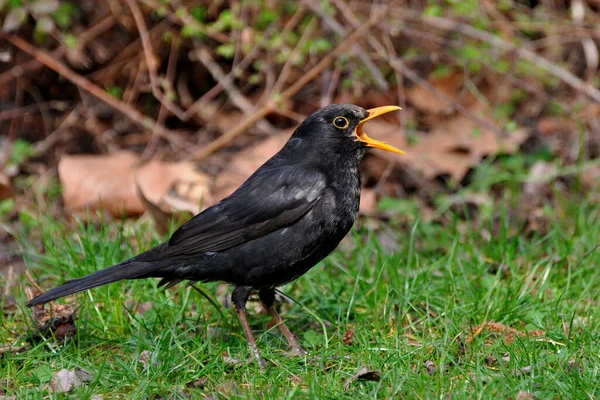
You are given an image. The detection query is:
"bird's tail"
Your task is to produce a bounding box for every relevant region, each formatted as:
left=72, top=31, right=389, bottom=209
left=26, top=259, right=163, bottom=307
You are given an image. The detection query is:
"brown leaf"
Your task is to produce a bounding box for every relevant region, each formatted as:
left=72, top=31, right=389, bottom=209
left=466, top=321, right=545, bottom=345
left=25, top=271, right=76, bottom=343
left=135, top=183, right=171, bottom=236
left=59, top=151, right=210, bottom=217
left=186, top=378, right=207, bottom=389
left=0, top=173, right=13, bottom=200
left=406, top=72, right=475, bottom=115
left=364, top=119, right=530, bottom=182
left=51, top=368, right=92, bottom=393
left=138, top=350, right=159, bottom=367
left=343, top=366, right=382, bottom=388
left=516, top=391, right=535, bottom=400
left=424, top=360, right=436, bottom=375
left=342, top=327, right=355, bottom=346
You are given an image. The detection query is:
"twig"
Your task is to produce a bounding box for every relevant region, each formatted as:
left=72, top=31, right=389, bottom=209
left=182, top=41, right=263, bottom=121
left=194, top=47, right=276, bottom=134
left=125, top=0, right=187, bottom=120
left=0, top=344, right=28, bottom=354
left=191, top=6, right=388, bottom=160
left=0, top=14, right=116, bottom=86
left=0, top=101, right=71, bottom=122
left=332, top=2, right=507, bottom=137
left=90, top=19, right=170, bottom=83
left=33, top=106, right=81, bottom=156
left=142, top=33, right=181, bottom=160
left=140, top=0, right=229, bottom=44
left=270, top=16, right=317, bottom=98
left=302, top=0, right=388, bottom=91
left=399, top=11, right=600, bottom=103
left=7, top=35, right=186, bottom=145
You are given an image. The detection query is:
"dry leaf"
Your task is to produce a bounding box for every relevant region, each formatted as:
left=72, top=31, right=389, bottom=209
left=364, top=119, right=530, bottom=182
left=516, top=390, right=535, bottom=400
left=0, top=173, right=13, bottom=200
left=344, top=366, right=381, bottom=388
left=342, top=327, right=355, bottom=346
left=25, top=271, right=77, bottom=343
left=186, top=378, right=208, bottom=389
left=51, top=368, right=92, bottom=393
left=59, top=151, right=210, bottom=216
left=424, top=360, right=436, bottom=375
left=406, top=73, right=475, bottom=115
left=135, top=183, right=171, bottom=235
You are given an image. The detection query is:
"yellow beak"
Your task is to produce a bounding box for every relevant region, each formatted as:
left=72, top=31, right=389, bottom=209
left=355, top=106, right=404, bottom=154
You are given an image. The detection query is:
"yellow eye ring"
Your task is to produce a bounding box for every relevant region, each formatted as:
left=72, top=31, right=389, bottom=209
left=332, top=116, right=349, bottom=129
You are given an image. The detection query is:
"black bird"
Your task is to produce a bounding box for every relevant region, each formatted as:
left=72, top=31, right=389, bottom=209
left=27, top=104, right=404, bottom=367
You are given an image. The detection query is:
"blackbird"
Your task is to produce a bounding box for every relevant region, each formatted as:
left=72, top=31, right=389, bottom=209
left=27, top=104, right=404, bottom=368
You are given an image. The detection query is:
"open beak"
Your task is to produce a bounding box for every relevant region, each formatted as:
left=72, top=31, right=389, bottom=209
left=355, top=106, right=404, bottom=154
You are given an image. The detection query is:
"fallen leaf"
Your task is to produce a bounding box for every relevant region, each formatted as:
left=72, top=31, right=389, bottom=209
left=59, top=151, right=210, bottom=216
left=135, top=183, right=171, bottom=235
left=424, top=360, right=436, bottom=375
left=516, top=391, right=535, bottom=400
left=186, top=378, right=207, bottom=389
left=138, top=350, right=159, bottom=367
left=536, top=117, right=576, bottom=135
left=0, top=173, right=13, bottom=200
left=343, top=366, right=381, bottom=388
left=51, top=368, right=92, bottom=393
left=466, top=321, right=545, bottom=345
left=342, top=327, right=354, bottom=346
left=25, top=274, right=77, bottom=344
left=406, top=72, right=476, bottom=115
left=364, top=119, right=530, bottom=182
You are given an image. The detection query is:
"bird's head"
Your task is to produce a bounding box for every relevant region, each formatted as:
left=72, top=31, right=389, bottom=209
left=291, top=104, right=404, bottom=158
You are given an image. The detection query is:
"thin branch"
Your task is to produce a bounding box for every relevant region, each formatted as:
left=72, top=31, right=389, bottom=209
left=125, top=0, right=187, bottom=120
left=332, top=1, right=507, bottom=137
left=194, top=47, right=276, bottom=134
left=7, top=35, right=186, bottom=145
left=0, top=14, right=116, bottom=85
left=396, top=11, right=600, bottom=103
left=302, top=0, right=389, bottom=91
left=191, top=6, right=388, bottom=160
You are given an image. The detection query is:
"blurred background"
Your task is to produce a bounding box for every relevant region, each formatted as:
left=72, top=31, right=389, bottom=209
left=1, top=1, right=600, bottom=396
left=0, top=0, right=599, bottom=248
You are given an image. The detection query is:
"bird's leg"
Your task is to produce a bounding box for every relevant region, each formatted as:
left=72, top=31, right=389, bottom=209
left=232, top=286, right=266, bottom=369
left=259, top=288, right=306, bottom=356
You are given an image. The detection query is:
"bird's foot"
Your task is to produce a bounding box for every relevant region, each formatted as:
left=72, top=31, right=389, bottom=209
left=284, top=346, right=307, bottom=357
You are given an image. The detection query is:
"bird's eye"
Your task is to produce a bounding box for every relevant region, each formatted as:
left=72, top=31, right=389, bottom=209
left=333, top=116, right=349, bottom=129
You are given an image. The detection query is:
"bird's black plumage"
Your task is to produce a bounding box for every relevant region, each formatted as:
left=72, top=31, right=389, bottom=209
left=27, top=104, right=403, bottom=367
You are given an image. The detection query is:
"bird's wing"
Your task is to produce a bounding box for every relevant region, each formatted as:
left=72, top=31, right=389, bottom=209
left=164, top=166, right=327, bottom=255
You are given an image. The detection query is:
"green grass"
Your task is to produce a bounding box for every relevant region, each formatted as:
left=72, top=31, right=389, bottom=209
left=2, top=191, right=600, bottom=399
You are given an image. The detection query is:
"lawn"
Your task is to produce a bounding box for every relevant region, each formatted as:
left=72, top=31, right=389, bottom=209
left=2, top=182, right=599, bottom=399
